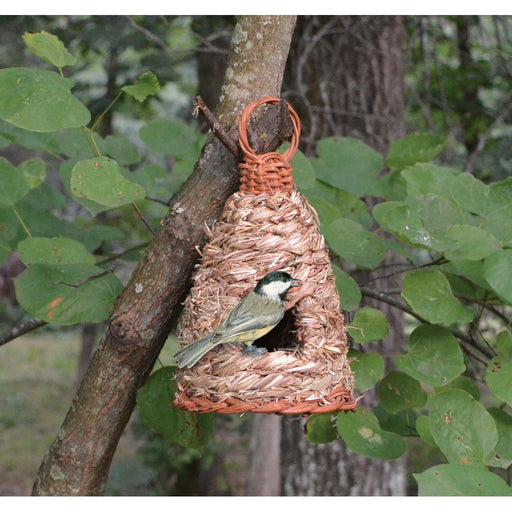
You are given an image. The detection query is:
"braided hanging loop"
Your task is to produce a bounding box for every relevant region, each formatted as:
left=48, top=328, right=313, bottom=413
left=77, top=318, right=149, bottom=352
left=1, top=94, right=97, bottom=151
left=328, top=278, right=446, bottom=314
left=238, top=96, right=300, bottom=195
left=173, top=97, right=356, bottom=415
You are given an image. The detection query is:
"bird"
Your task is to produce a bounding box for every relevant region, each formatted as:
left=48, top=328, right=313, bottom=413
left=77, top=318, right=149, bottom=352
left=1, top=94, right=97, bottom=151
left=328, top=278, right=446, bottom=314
left=174, top=270, right=301, bottom=369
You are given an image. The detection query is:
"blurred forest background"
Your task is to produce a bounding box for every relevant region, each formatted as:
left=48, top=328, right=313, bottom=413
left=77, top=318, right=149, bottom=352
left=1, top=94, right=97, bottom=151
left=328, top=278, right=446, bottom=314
left=1, top=15, right=512, bottom=495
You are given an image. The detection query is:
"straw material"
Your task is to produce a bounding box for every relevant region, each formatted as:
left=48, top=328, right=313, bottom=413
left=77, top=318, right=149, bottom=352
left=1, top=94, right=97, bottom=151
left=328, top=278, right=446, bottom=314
left=173, top=96, right=356, bottom=415
left=173, top=189, right=356, bottom=414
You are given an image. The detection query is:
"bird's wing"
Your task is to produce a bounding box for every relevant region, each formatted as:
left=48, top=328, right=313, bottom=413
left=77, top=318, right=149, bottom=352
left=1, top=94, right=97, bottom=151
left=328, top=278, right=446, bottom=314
left=212, top=295, right=283, bottom=341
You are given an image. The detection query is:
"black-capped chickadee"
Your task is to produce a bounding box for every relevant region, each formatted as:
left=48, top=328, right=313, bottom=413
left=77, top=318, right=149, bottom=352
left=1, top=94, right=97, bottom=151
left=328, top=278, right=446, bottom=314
left=174, top=270, right=301, bottom=369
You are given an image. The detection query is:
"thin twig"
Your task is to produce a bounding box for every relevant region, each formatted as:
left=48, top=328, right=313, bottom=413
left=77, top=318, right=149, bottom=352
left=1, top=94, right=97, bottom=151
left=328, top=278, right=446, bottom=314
left=465, top=92, right=512, bottom=174
left=131, top=203, right=156, bottom=236
left=193, top=96, right=241, bottom=158
left=97, top=243, right=149, bottom=266
left=0, top=318, right=47, bottom=347
left=57, top=266, right=115, bottom=288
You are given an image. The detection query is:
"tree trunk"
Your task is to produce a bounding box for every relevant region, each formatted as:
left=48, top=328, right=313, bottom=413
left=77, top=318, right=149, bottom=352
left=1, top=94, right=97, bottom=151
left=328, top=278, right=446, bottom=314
left=245, top=415, right=281, bottom=495
left=281, top=15, right=407, bottom=496
left=32, top=15, right=297, bottom=496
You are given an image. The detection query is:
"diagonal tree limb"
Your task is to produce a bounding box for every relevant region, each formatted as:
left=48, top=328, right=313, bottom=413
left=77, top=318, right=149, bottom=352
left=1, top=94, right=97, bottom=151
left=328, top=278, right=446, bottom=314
left=32, top=15, right=297, bottom=496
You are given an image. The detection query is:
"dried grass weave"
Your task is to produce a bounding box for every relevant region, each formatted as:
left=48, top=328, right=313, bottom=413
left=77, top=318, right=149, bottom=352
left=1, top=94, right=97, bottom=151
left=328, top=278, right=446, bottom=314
left=173, top=97, right=356, bottom=415
left=173, top=189, right=356, bottom=414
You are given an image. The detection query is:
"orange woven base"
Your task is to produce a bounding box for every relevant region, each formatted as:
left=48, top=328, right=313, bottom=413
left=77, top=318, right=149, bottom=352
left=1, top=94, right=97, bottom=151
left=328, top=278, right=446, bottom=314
left=173, top=386, right=357, bottom=415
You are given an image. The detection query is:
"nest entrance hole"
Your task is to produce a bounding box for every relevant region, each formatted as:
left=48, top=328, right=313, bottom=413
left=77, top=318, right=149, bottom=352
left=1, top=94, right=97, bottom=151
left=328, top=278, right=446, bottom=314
left=251, top=309, right=300, bottom=353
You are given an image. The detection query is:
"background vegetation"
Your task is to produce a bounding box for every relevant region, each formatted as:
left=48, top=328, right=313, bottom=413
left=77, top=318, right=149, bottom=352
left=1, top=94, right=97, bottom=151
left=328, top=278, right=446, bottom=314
left=1, top=15, right=512, bottom=496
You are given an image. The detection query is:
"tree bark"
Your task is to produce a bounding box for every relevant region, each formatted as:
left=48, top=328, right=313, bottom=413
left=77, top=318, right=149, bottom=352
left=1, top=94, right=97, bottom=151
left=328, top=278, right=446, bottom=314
left=281, top=15, right=407, bottom=496
left=245, top=415, right=281, bottom=495
left=32, top=15, right=297, bottom=496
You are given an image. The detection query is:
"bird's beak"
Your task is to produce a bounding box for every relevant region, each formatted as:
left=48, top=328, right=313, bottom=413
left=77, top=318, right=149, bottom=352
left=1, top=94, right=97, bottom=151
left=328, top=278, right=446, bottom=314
left=291, top=278, right=301, bottom=288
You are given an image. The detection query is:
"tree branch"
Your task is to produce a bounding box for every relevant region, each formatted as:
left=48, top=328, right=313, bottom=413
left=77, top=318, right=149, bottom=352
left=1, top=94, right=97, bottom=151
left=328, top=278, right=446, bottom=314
left=0, top=318, right=47, bottom=347
left=193, top=95, right=241, bottom=157
left=32, top=15, right=297, bottom=496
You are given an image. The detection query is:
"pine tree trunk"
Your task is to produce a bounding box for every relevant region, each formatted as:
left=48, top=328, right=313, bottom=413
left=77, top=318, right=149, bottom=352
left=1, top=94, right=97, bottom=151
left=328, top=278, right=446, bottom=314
left=281, top=15, right=407, bottom=496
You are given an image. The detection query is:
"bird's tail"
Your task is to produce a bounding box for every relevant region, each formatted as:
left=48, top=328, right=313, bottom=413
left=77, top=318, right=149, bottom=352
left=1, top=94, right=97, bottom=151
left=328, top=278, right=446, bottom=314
left=174, top=333, right=216, bottom=369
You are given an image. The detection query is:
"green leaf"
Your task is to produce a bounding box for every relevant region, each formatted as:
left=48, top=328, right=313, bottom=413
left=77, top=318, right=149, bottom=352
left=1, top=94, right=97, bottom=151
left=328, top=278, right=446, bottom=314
left=136, top=366, right=214, bottom=451
left=0, top=118, right=54, bottom=151
left=70, top=156, right=146, bottom=208
left=484, top=250, right=512, bottom=304
left=386, top=134, right=445, bottom=171
left=0, top=157, right=30, bottom=207
left=290, top=149, right=316, bottom=190
left=378, top=371, right=427, bottom=413
left=0, top=68, right=90, bottom=132
left=444, top=225, right=501, bottom=261
left=442, top=259, right=493, bottom=294
left=17, top=236, right=94, bottom=265
left=396, top=325, right=465, bottom=386
left=0, top=207, right=19, bottom=251
left=17, top=158, right=46, bottom=189
left=305, top=413, right=338, bottom=444
left=331, top=264, right=361, bottom=311
left=374, top=405, right=417, bottom=436
left=434, top=375, right=480, bottom=401
left=103, top=135, right=140, bottom=166
left=122, top=71, right=160, bottom=102
left=401, top=270, right=474, bottom=326
left=347, top=307, right=389, bottom=343
left=402, top=163, right=458, bottom=197
left=14, top=263, right=123, bottom=325
left=414, top=464, right=512, bottom=496
left=481, top=178, right=512, bottom=245
left=323, top=218, right=386, bottom=270
left=59, top=159, right=109, bottom=216
left=140, top=120, right=205, bottom=160
left=306, top=180, right=373, bottom=229
left=486, top=356, right=512, bottom=407
left=496, top=330, right=512, bottom=358
left=374, top=194, right=466, bottom=252
left=315, top=137, right=387, bottom=197
left=487, top=407, right=512, bottom=469
left=336, top=407, right=406, bottom=460
left=22, top=31, right=77, bottom=68
left=55, top=127, right=103, bottom=158
left=429, top=389, right=498, bottom=465
left=348, top=349, right=384, bottom=393
left=450, top=172, right=488, bottom=215
left=415, top=415, right=437, bottom=447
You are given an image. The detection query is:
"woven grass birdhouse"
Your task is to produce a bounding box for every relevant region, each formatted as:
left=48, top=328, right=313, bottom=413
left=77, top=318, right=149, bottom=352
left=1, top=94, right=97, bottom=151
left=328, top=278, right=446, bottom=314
left=173, top=97, right=356, bottom=415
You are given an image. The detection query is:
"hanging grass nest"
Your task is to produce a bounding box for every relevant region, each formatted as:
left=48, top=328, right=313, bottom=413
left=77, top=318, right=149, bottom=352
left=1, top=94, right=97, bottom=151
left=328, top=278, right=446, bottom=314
left=173, top=97, right=356, bottom=415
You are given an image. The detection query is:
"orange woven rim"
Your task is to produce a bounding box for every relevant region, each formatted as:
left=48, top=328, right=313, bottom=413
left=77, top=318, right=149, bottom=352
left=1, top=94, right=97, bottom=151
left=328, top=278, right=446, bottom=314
left=173, top=386, right=357, bottom=415
left=238, top=96, right=301, bottom=195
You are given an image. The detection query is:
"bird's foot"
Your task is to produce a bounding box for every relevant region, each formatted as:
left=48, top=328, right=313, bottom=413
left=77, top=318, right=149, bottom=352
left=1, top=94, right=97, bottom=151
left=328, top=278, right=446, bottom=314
left=242, top=346, right=267, bottom=356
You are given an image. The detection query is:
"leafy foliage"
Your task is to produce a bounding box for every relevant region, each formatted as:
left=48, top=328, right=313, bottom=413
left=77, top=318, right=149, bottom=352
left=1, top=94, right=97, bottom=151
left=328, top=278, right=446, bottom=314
left=2, top=25, right=512, bottom=496
left=137, top=367, right=214, bottom=451
left=296, top=130, right=512, bottom=494
left=0, top=30, right=189, bottom=329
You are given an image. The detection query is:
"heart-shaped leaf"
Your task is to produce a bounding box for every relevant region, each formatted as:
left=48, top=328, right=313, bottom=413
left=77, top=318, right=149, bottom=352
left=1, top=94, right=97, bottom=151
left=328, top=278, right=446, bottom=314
left=14, top=263, right=122, bottom=325
left=429, top=389, right=498, bottom=466
left=414, top=464, right=512, bottom=496
left=0, top=68, right=90, bottom=132
left=136, top=366, right=214, bottom=451
left=396, top=325, right=465, bottom=386
left=336, top=407, right=406, bottom=460
left=70, top=156, right=146, bottom=208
